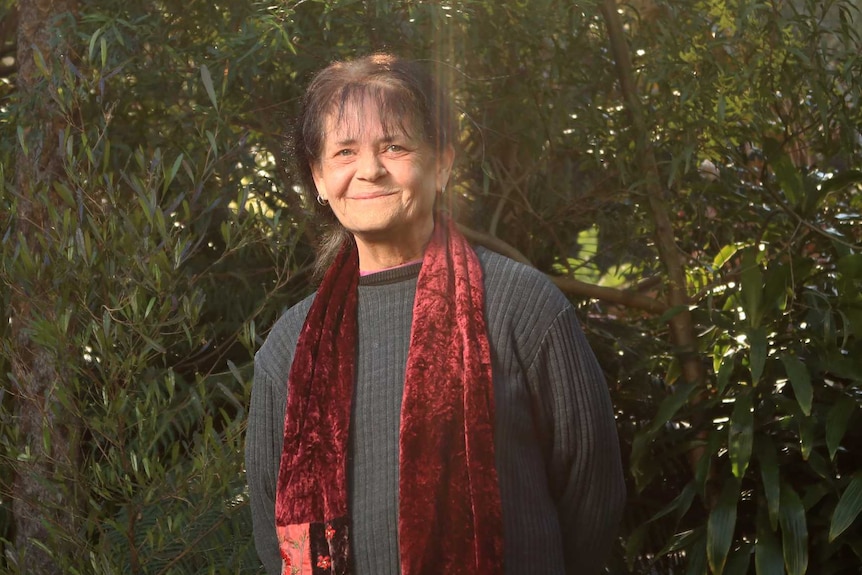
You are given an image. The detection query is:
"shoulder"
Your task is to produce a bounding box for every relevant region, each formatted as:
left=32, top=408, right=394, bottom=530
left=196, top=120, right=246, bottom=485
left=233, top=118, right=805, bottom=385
left=474, top=247, right=578, bottom=364
left=255, top=291, right=316, bottom=381
left=475, top=246, right=571, bottom=319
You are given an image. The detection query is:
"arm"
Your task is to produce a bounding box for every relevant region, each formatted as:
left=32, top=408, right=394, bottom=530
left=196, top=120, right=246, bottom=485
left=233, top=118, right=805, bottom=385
left=527, top=305, right=626, bottom=575
left=245, top=358, right=287, bottom=575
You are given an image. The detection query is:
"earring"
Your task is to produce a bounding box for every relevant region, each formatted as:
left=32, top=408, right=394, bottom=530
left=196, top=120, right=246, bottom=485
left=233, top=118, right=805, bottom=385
left=317, top=195, right=329, bottom=206
left=440, top=183, right=446, bottom=195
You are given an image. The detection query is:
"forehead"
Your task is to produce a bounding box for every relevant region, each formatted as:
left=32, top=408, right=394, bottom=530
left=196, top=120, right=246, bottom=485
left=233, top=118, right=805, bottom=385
left=322, top=91, right=419, bottom=144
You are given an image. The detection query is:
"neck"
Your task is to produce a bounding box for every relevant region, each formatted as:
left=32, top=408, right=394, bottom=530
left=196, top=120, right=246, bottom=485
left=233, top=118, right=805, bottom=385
left=353, top=221, right=434, bottom=272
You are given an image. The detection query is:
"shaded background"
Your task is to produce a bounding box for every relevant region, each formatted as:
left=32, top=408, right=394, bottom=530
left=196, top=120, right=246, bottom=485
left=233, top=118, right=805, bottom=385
left=1, top=0, right=861, bottom=573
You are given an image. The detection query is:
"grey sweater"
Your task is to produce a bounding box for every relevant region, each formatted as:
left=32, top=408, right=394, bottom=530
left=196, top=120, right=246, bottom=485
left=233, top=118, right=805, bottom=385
left=246, top=247, right=625, bottom=574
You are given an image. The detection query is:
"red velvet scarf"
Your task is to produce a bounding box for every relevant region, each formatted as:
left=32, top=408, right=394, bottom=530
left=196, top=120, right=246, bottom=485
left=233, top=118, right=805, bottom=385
left=275, top=217, right=503, bottom=575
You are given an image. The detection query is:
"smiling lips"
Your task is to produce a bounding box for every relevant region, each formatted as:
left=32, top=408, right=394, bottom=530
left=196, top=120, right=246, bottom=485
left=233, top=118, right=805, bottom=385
left=349, top=190, right=397, bottom=200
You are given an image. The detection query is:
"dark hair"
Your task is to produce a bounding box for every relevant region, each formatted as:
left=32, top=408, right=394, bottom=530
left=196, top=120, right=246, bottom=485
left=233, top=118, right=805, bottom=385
left=289, top=53, right=457, bottom=277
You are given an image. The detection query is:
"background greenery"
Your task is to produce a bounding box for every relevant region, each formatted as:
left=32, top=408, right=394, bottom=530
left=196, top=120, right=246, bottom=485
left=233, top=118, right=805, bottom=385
left=1, top=0, right=861, bottom=573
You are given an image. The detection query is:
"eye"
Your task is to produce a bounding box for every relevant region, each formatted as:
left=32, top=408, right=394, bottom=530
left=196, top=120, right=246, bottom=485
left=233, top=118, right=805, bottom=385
left=385, top=144, right=406, bottom=153
left=335, top=149, right=354, bottom=157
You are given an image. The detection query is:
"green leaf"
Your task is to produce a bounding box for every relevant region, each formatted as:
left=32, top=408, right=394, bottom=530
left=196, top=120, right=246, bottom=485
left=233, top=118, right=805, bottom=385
left=826, top=397, right=857, bottom=460
left=780, top=355, right=813, bottom=416
left=765, top=137, right=804, bottom=207
left=707, top=479, right=739, bottom=575
left=658, top=304, right=692, bottom=323
left=647, top=381, right=699, bottom=434
left=755, top=509, right=783, bottom=575
left=748, top=327, right=767, bottom=385
left=830, top=474, right=862, bottom=542
left=729, top=390, right=754, bottom=479
left=163, top=153, right=184, bottom=193
left=685, top=529, right=708, bottom=575
left=717, top=354, right=735, bottom=395
left=741, top=247, right=764, bottom=328
left=755, top=437, right=781, bottom=531
left=200, top=64, right=219, bottom=110
left=779, top=484, right=808, bottom=575
left=714, top=243, right=742, bottom=269
left=837, top=253, right=862, bottom=279
left=725, top=543, right=753, bottom=575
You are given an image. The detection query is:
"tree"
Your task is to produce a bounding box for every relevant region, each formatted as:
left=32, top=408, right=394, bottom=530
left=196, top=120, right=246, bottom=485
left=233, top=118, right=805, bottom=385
left=1, top=0, right=860, bottom=573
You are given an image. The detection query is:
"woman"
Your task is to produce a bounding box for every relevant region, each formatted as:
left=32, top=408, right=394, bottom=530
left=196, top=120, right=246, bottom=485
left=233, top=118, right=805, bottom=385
left=246, top=54, right=625, bottom=575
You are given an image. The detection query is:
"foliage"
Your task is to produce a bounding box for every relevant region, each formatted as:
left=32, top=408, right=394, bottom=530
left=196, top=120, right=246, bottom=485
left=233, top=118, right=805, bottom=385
left=1, top=0, right=861, bottom=573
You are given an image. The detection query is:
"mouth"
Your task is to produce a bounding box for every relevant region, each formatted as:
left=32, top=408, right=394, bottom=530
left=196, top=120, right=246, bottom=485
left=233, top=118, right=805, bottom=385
left=350, top=190, right=397, bottom=200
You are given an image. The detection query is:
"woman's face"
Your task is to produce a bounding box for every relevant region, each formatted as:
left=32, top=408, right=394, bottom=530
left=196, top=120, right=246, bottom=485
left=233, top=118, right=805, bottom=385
left=311, top=100, right=453, bottom=260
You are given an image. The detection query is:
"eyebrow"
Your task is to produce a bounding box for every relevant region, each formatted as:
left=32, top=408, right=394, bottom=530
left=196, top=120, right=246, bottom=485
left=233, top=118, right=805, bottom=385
left=331, top=135, right=399, bottom=148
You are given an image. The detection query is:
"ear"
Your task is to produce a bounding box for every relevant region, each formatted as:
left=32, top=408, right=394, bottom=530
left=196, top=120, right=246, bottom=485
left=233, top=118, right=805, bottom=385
left=436, top=144, right=455, bottom=190
left=311, top=162, right=327, bottom=201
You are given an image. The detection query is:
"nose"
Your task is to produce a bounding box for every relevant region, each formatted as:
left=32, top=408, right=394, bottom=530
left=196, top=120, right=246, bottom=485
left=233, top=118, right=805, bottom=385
left=356, top=152, right=386, bottom=181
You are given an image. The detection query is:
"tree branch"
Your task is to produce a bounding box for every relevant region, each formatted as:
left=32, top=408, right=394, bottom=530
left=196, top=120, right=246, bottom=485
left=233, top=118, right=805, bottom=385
left=458, top=223, right=668, bottom=314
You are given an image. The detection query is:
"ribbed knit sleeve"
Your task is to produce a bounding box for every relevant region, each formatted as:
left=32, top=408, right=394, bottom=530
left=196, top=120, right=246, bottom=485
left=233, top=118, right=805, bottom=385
left=526, top=305, right=626, bottom=574
left=246, top=295, right=313, bottom=575
left=246, top=361, right=284, bottom=575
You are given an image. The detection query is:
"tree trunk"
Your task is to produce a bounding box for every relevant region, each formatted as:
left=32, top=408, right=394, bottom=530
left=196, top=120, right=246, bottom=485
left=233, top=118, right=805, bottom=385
left=11, top=0, right=79, bottom=572
left=598, top=0, right=709, bottom=475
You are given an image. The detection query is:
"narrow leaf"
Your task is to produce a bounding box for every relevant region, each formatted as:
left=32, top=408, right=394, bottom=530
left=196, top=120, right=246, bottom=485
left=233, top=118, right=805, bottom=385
left=781, top=355, right=813, bottom=416
left=729, top=390, right=754, bottom=479
left=741, top=247, right=763, bottom=328
left=717, top=354, right=734, bottom=395
left=200, top=64, right=219, bottom=110
left=749, top=327, right=767, bottom=385
left=714, top=243, right=742, bottom=269
left=779, top=484, right=809, bottom=575
left=830, top=474, right=862, bottom=542
left=755, top=437, right=781, bottom=531
left=707, top=479, right=740, bottom=575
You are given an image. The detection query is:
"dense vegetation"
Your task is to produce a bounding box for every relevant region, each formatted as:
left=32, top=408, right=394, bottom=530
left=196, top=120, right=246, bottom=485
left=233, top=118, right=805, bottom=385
left=1, top=0, right=861, bottom=573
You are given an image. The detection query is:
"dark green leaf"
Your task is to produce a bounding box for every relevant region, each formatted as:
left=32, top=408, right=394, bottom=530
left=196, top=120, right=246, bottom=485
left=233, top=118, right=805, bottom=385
left=830, top=474, right=862, bottom=542
left=826, top=397, right=857, bottom=460
left=755, top=509, right=783, bottom=575
left=779, top=484, right=809, bottom=575
left=755, top=437, right=781, bottom=531
left=708, top=479, right=740, bottom=575
left=729, top=389, right=754, bottom=479
left=717, top=354, right=735, bottom=395
left=200, top=64, right=219, bottom=110
left=741, top=248, right=764, bottom=328
left=749, top=327, right=767, bottom=385
left=780, top=355, right=813, bottom=416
